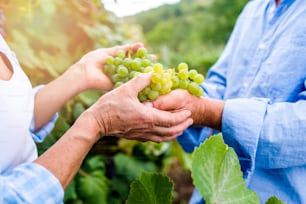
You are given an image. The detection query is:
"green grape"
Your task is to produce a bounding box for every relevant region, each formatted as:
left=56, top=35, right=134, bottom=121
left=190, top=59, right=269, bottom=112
left=179, top=79, right=190, bottom=89
left=104, top=64, right=116, bottom=75
left=195, top=86, right=204, bottom=97
left=177, top=62, right=188, bottom=71
left=189, top=69, right=198, bottom=80
left=187, top=82, right=199, bottom=95
left=123, top=58, right=132, bottom=68
left=148, top=90, right=159, bottom=100
left=151, top=73, right=162, bottom=84
left=138, top=91, right=147, bottom=102
left=171, top=76, right=180, bottom=89
left=143, top=66, right=153, bottom=73
left=131, top=58, right=142, bottom=71
left=111, top=73, right=121, bottom=83
left=116, top=50, right=126, bottom=58
left=114, top=81, right=124, bottom=88
left=151, top=82, right=162, bottom=91
left=117, top=65, right=129, bottom=77
left=120, top=77, right=129, bottom=83
left=178, top=70, right=189, bottom=80
left=114, top=57, right=123, bottom=66
left=194, top=74, right=204, bottom=84
left=106, top=56, right=114, bottom=65
left=153, top=63, right=163, bottom=73
left=142, top=59, right=151, bottom=67
left=135, top=47, right=147, bottom=58
left=143, top=87, right=151, bottom=95
left=103, top=47, right=205, bottom=101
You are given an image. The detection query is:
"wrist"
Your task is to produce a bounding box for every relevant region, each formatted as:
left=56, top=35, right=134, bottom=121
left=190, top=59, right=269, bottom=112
left=63, top=63, right=90, bottom=93
left=72, top=111, right=103, bottom=144
left=194, top=97, right=224, bottom=130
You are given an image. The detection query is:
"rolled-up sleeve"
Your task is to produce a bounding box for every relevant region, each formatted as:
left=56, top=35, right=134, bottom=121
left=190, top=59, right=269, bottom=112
left=29, top=85, right=59, bottom=143
left=0, top=163, right=64, bottom=204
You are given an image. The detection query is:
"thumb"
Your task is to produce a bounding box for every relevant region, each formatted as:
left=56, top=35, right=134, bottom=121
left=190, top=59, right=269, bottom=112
left=125, top=72, right=153, bottom=94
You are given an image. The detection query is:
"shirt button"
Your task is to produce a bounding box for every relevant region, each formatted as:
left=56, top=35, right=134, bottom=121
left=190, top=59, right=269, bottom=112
left=259, top=43, right=266, bottom=50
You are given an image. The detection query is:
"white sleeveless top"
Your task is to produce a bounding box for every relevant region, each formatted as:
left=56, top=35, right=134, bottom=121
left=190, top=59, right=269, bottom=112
left=0, top=36, right=37, bottom=174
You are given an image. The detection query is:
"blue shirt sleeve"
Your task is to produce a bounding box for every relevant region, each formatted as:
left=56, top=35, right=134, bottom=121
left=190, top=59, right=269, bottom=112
left=29, top=85, right=59, bottom=143
left=0, top=163, right=64, bottom=204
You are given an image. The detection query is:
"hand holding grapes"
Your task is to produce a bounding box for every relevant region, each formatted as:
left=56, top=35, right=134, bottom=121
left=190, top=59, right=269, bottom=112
left=73, top=43, right=144, bottom=91
left=81, top=73, right=193, bottom=143
left=152, top=89, right=224, bottom=130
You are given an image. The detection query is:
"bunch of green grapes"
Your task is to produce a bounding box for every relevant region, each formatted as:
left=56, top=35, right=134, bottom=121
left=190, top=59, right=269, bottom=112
left=103, top=47, right=204, bottom=102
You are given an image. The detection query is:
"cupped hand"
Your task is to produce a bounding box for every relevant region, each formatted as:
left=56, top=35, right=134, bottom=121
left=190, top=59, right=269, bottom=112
left=85, top=73, right=193, bottom=143
left=152, top=89, right=224, bottom=130
left=152, top=89, right=203, bottom=121
left=75, top=42, right=144, bottom=91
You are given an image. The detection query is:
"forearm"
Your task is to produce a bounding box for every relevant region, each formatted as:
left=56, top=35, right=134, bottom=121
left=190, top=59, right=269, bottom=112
left=34, top=113, right=100, bottom=189
left=34, top=63, right=86, bottom=130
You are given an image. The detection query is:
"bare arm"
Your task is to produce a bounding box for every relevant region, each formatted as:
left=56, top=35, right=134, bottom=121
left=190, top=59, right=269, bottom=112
left=33, top=43, right=144, bottom=130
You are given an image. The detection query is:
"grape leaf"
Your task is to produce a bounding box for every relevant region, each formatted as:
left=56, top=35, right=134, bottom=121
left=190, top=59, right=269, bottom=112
left=78, top=170, right=109, bottom=204
left=64, top=179, right=78, bottom=202
left=191, top=134, right=260, bottom=204
left=114, top=153, right=158, bottom=182
left=265, top=196, right=286, bottom=204
left=126, top=172, right=173, bottom=204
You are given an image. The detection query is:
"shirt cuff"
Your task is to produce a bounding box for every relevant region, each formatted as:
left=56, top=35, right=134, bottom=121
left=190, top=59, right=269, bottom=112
left=221, top=97, right=268, bottom=183
left=1, top=163, right=64, bottom=204
left=30, top=85, right=59, bottom=143
left=178, top=126, right=213, bottom=153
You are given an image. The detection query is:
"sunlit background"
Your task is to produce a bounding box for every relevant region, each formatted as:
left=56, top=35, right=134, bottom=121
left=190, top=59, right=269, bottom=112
left=102, top=0, right=180, bottom=17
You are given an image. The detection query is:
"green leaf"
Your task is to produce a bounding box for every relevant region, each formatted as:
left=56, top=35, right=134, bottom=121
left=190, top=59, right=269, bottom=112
left=265, top=196, right=286, bottom=204
left=126, top=172, right=173, bottom=204
left=78, top=170, right=109, bottom=204
left=85, top=155, right=106, bottom=172
left=114, top=153, right=158, bottom=182
left=191, top=135, right=260, bottom=204
left=64, top=179, right=78, bottom=202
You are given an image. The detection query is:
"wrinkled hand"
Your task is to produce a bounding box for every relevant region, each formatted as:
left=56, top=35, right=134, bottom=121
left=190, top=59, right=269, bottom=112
left=152, top=89, right=224, bottom=130
left=75, top=43, right=144, bottom=91
left=84, top=73, right=193, bottom=142
left=152, top=89, right=202, bottom=120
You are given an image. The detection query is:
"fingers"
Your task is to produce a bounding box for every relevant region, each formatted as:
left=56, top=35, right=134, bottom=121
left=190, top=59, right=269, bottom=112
left=129, top=117, right=193, bottom=143
left=152, top=89, right=188, bottom=111
left=106, top=42, right=144, bottom=57
left=150, top=107, right=192, bottom=128
left=120, top=72, right=153, bottom=94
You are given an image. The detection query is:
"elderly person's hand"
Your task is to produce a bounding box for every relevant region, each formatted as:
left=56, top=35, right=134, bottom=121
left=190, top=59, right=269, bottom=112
left=72, top=42, right=144, bottom=92
left=152, top=89, right=224, bottom=130
left=78, top=73, right=194, bottom=143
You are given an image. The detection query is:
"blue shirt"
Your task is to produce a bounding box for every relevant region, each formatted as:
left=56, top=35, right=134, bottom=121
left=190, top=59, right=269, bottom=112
left=179, top=0, right=306, bottom=203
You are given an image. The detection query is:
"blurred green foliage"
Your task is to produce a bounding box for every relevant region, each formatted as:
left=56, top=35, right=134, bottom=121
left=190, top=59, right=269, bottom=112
left=129, top=0, right=249, bottom=74
left=1, top=0, right=248, bottom=203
